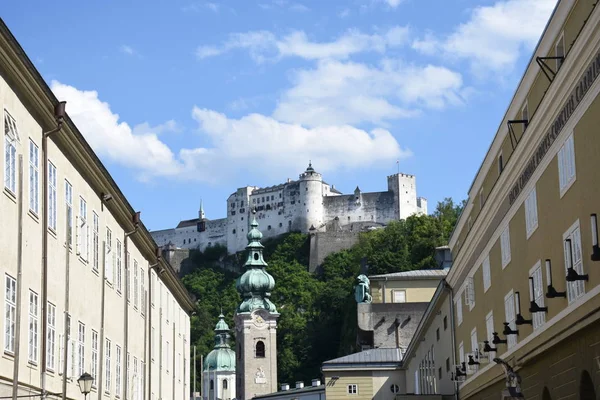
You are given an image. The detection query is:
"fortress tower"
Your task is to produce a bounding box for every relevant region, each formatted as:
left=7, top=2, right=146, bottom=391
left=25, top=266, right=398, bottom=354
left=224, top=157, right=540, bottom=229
left=235, top=213, right=279, bottom=400
left=298, top=162, right=325, bottom=232
left=387, top=173, right=427, bottom=220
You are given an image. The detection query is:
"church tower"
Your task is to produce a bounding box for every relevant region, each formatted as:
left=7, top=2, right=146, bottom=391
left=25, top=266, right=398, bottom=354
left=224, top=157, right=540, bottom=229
left=203, top=314, right=236, bottom=400
left=235, top=212, right=279, bottom=400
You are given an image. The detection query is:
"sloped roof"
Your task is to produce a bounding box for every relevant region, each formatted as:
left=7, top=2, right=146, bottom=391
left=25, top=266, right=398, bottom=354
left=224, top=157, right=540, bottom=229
left=176, top=218, right=200, bottom=228
left=322, top=348, right=402, bottom=366
left=369, top=269, right=448, bottom=281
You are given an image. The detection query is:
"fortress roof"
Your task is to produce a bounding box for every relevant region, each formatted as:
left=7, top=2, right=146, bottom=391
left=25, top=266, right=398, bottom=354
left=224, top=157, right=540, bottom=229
left=176, top=218, right=200, bottom=229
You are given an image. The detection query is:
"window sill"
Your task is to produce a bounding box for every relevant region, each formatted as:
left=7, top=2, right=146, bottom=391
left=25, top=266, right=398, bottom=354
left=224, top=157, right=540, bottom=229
left=3, top=188, right=17, bottom=204
left=92, top=268, right=100, bottom=277
left=48, top=227, right=57, bottom=239
left=28, top=209, right=40, bottom=223
left=27, top=361, right=38, bottom=369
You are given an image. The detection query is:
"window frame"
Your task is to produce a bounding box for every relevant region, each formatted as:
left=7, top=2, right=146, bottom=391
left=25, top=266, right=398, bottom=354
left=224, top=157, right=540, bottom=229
left=4, top=110, right=18, bottom=195
left=482, top=255, right=491, bottom=292
left=347, top=384, right=358, bottom=395
left=524, top=187, right=539, bottom=239
left=29, top=139, right=39, bottom=215
left=105, top=338, right=112, bottom=393
left=46, top=302, right=56, bottom=371
left=485, top=311, right=494, bottom=344
left=28, top=290, right=39, bottom=364
left=501, top=227, right=511, bottom=269
left=529, top=261, right=546, bottom=330
left=455, top=294, right=463, bottom=326
left=392, top=289, right=406, bottom=303
left=563, top=220, right=585, bottom=303
left=65, top=180, right=73, bottom=247
left=504, top=290, right=517, bottom=349
left=558, top=133, right=576, bottom=197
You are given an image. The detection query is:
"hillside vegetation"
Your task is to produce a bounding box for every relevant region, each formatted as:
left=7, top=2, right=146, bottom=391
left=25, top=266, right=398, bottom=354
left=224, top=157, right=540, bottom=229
left=182, top=198, right=464, bottom=388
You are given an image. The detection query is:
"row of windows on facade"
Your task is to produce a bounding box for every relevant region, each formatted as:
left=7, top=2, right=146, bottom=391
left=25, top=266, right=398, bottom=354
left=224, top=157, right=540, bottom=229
left=413, top=315, right=450, bottom=394
left=1, top=275, right=188, bottom=399
left=3, top=111, right=189, bottom=325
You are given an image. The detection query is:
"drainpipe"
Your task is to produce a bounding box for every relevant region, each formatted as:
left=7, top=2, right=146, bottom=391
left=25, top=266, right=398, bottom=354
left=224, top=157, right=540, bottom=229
left=61, top=203, right=72, bottom=400
left=97, top=239, right=107, bottom=400
left=445, top=280, right=458, bottom=400
left=172, top=323, right=176, bottom=400
left=12, top=156, right=24, bottom=400
left=41, top=102, right=66, bottom=397
left=123, top=212, right=140, bottom=400
left=148, top=250, right=162, bottom=400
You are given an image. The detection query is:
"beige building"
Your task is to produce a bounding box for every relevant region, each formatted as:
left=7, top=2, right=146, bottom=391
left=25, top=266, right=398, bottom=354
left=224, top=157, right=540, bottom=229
left=0, top=18, right=194, bottom=400
left=446, top=0, right=600, bottom=398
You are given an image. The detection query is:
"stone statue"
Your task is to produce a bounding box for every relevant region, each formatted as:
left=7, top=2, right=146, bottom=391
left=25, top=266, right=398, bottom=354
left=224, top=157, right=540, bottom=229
left=255, top=366, right=267, bottom=384
left=493, top=358, right=524, bottom=398
left=354, top=275, right=372, bottom=303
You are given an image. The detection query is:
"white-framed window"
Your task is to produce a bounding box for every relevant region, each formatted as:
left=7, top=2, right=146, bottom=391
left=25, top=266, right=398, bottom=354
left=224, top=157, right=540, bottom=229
left=482, top=255, right=491, bottom=292
left=65, top=181, right=73, bottom=246
left=458, top=342, right=464, bottom=364
left=78, top=197, right=89, bottom=261
left=504, top=291, right=517, bottom=349
left=116, top=345, right=122, bottom=397
left=77, top=322, right=85, bottom=376
left=134, top=260, right=139, bottom=309
left=392, top=290, right=406, bottom=303
left=141, top=267, right=146, bottom=317
left=48, top=162, right=57, bottom=230
left=558, top=134, right=576, bottom=196
left=530, top=261, right=546, bottom=330
left=28, top=290, right=39, bottom=363
left=150, top=271, right=155, bottom=307
left=555, top=31, right=565, bottom=70
left=564, top=220, right=585, bottom=302
left=105, top=338, right=111, bottom=393
left=166, top=292, right=170, bottom=323
left=485, top=311, right=494, bottom=344
left=4, top=110, right=18, bottom=194
left=29, top=139, right=39, bottom=214
left=470, top=328, right=478, bottom=372
left=501, top=227, right=511, bottom=268
left=127, top=253, right=131, bottom=302
left=133, top=356, right=139, bottom=400
left=91, top=330, right=98, bottom=387
left=347, top=384, right=358, bottom=395
left=464, top=277, right=475, bottom=311
left=524, top=187, right=538, bottom=238
left=116, top=240, right=122, bottom=293
left=126, top=352, right=130, bottom=397
left=92, top=213, right=99, bottom=272
left=47, top=302, right=56, bottom=370
left=105, top=228, right=113, bottom=283
left=456, top=295, right=463, bottom=326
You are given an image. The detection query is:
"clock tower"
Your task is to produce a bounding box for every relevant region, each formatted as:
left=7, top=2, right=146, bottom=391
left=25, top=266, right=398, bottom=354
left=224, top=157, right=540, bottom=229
left=235, top=212, right=279, bottom=400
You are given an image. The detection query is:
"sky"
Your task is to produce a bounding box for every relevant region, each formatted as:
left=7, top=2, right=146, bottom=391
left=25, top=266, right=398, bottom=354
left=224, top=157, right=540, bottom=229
left=2, top=0, right=557, bottom=231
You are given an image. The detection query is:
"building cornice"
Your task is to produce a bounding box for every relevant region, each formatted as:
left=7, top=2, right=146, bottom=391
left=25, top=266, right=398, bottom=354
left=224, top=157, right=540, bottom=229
left=0, top=18, right=195, bottom=314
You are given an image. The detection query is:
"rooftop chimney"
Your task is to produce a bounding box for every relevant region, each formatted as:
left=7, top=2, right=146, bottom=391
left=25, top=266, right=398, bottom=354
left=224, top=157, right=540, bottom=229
left=281, top=384, right=290, bottom=391
left=312, top=379, right=321, bottom=387
left=296, top=382, right=304, bottom=389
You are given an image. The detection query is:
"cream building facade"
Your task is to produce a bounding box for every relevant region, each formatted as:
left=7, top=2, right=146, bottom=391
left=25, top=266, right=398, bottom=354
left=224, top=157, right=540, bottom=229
left=445, top=0, right=600, bottom=398
left=0, top=18, right=194, bottom=400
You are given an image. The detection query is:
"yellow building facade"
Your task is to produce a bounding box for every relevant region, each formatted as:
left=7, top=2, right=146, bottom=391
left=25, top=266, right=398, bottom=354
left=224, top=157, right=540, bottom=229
left=447, top=0, right=600, bottom=398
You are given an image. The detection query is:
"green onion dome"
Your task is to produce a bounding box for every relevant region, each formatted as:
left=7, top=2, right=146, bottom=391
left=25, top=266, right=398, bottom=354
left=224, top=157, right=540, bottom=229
left=204, top=314, right=236, bottom=372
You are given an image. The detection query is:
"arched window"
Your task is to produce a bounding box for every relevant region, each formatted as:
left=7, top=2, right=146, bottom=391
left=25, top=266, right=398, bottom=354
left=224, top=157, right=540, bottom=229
left=210, top=380, right=214, bottom=390
left=223, top=379, right=228, bottom=389
left=542, top=387, right=551, bottom=400
left=255, top=341, right=265, bottom=358
left=580, top=370, right=596, bottom=400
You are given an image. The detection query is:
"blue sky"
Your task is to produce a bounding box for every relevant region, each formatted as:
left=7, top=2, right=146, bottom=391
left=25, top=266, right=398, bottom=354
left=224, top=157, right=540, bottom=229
left=2, top=0, right=556, bottom=231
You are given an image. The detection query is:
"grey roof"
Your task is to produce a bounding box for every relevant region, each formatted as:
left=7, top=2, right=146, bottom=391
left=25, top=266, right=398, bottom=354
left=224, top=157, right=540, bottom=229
left=176, top=218, right=200, bottom=228
left=323, top=348, right=402, bottom=366
left=369, top=269, right=448, bottom=280
left=253, top=385, right=325, bottom=400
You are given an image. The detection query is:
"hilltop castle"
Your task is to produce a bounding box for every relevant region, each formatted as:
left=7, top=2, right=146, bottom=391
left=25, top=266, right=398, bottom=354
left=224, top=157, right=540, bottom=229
left=151, top=163, right=427, bottom=254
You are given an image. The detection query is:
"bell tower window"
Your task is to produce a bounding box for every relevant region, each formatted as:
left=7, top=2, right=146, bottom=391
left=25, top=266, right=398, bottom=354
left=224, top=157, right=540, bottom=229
left=255, top=341, right=265, bottom=358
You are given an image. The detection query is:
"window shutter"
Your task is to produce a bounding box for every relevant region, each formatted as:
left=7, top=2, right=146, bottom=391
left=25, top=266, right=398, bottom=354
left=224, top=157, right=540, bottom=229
left=564, top=239, right=576, bottom=301
left=58, top=334, right=64, bottom=374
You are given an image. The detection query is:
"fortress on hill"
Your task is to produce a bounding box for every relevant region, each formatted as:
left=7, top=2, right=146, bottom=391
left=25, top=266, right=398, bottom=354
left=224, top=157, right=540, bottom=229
left=151, top=163, right=427, bottom=256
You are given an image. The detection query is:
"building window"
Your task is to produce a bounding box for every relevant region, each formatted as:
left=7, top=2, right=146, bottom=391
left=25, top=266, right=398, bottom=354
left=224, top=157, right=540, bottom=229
left=116, top=240, right=122, bottom=293
left=47, top=302, right=56, bottom=371
left=77, top=322, right=85, bottom=376
left=210, top=380, right=214, bottom=390
left=456, top=296, right=463, bottom=326
left=464, top=276, right=475, bottom=311
left=255, top=341, right=265, bottom=358
left=133, top=357, right=139, bottom=400
left=470, top=328, right=478, bottom=372
left=78, top=197, right=89, bottom=261
left=486, top=311, right=494, bottom=344
left=555, top=32, right=565, bottom=70
left=105, top=228, right=113, bottom=283
left=233, top=229, right=236, bottom=234
left=92, top=213, right=99, bottom=272
left=126, top=353, right=130, bottom=394
left=436, top=328, right=440, bottom=341
left=564, top=221, right=585, bottom=303
left=91, top=330, right=98, bottom=387
left=141, top=267, right=146, bottom=317
left=525, top=188, right=538, bottom=238
left=116, top=345, right=121, bottom=396
left=482, top=255, right=491, bottom=292
left=504, top=291, right=517, bottom=349
left=458, top=342, right=464, bottom=364
left=268, top=225, right=271, bottom=230
left=4, top=111, right=18, bottom=194
left=530, top=262, right=546, bottom=330
left=445, top=357, right=450, bottom=372
left=558, top=134, right=576, bottom=196
left=134, top=260, right=139, bottom=309
left=28, top=290, right=39, bottom=363
left=65, top=181, right=73, bottom=246
left=105, top=339, right=111, bottom=392
left=126, top=253, right=131, bottom=302
left=48, top=162, right=57, bottom=230
left=443, top=316, right=447, bottom=330
left=390, top=384, right=399, bottom=394
left=29, top=139, right=39, bottom=214
left=438, top=367, right=442, bottom=380
left=347, top=384, right=358, bottom=395
left=501, top=227, right=511, bottom=269
left=392, top=290, right=406, bottom=303
left=223, top=379, right=228, bottom=390
left=498, top=152, right=504, bottom=174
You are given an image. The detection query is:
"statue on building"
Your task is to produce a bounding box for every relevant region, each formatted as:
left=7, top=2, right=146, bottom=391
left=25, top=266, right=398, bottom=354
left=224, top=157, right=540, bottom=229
left=493, top=357, right=524, bottom=398
left=354, top=274, right=372, bottom=303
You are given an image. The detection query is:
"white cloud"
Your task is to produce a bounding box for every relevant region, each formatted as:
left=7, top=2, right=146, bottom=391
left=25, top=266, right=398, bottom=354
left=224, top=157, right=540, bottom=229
left=51, top=81, right=182, bottom=179
left=384, top=0, right=404, bottom=8
left=120, top=45, right=135, bottom=55
left=196, top=26, right=409, bottom=62
left=412, top=0, right=557, bottom=74
left=273, top=59, right=465, bottom=127
left=289, top=3, right=310, bottom=12
left=50, top=81, right=409, bottom=183
left=339, top=8, right=350, bottom=18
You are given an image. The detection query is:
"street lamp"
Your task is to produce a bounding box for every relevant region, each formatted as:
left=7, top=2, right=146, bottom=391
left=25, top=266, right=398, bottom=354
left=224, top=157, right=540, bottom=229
left=77, top=372, right=94, bottom=399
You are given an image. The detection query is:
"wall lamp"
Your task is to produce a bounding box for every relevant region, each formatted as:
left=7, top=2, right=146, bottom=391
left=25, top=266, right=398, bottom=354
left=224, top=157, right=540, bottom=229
left=528, top=277, right=548, bottom=313
left=467, top=354, right=480, bottom=366
left=483, top=340, right=497, bottom=352
left=514, top=292, right=532, bottom=325
left=591, top=214, right=600, bottom=261
left=545, top=259, right=566, bottom=298
left=565, top=239, right=588, bottom=282
left=502, top=322, right=518, bottom=336
left=492, top=332, right=507, bottom=345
